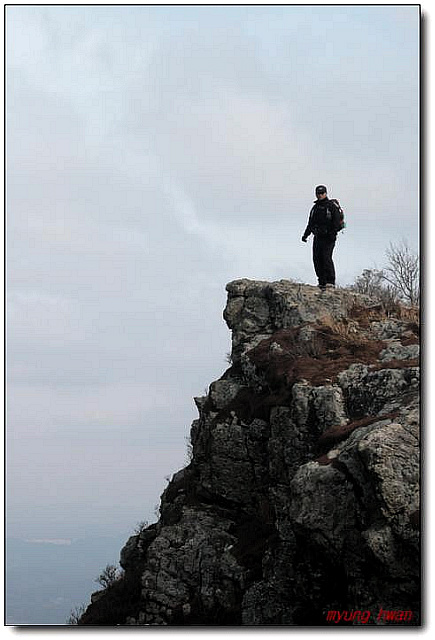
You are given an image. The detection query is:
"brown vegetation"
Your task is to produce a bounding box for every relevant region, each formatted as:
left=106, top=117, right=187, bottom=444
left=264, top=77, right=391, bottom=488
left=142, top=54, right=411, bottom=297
left=246, top=324, right=386, bottom=389
left=216, top=315, right=418, bottom=426
left=348, top=301, right=419, bottom=327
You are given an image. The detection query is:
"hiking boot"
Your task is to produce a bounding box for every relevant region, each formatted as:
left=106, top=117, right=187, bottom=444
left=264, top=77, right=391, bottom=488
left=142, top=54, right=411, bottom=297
left=318, top=284, right=326, bottom=292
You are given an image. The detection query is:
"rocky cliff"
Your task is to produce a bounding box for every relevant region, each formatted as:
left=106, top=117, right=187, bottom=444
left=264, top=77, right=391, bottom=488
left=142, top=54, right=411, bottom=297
left=79, top=280, right=421, bottom=626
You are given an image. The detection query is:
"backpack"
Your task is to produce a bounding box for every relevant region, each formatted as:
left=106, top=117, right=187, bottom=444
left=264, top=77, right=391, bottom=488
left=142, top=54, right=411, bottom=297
left=328, top=198, right=346, bottom=231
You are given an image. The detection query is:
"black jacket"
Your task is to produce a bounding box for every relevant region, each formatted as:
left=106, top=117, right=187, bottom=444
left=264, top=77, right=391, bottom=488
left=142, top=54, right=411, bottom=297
left=302, top=197, right=341, bottom=240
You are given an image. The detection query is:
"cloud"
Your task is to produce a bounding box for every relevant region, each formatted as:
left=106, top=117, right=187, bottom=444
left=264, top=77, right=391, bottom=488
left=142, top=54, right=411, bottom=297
left=6, top=5, right=419, bottom=540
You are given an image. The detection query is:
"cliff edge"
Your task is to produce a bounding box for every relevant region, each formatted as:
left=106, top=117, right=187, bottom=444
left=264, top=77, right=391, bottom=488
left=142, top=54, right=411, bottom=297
left=79, top=279, right=420, bottom=626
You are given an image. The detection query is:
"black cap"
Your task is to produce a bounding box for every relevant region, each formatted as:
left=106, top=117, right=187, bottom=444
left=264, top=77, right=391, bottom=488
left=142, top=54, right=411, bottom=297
left=315, top=185, right=327, bottom=195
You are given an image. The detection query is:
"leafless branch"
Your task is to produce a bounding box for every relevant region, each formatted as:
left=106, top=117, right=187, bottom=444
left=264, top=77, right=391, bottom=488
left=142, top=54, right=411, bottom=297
left=382, top=241, right=419, bottom=305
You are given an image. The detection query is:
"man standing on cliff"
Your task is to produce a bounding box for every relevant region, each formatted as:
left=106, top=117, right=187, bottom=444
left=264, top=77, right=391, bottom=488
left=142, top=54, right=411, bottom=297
left=302, top=185, right=342, bottom=291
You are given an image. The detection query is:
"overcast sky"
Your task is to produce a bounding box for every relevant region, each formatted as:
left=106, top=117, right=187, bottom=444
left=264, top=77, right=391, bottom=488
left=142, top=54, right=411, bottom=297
left=6, top=5, right=419, bottom=541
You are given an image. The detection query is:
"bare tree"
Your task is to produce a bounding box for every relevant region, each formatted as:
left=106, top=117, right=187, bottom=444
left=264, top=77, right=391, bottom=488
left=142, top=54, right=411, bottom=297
left=381, top=241, right=419, bottom=305
left=133, top=520, right=149, bottom=535
left=350, top=268, right=385, bottom=297
left=349, top=241, right=419, bottom=309
left=66, top=603, right=86, bottom=625
left=349, top=268, right=398, bottom=306
left=95, top=563, right=123, bottom=589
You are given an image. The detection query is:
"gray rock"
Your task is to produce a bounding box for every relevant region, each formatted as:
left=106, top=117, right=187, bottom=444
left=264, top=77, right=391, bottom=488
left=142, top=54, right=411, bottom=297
left=379, top=341, right=419, bottom=361
left=224, top=279, right=373, bottom=364
left=311, top=384, right=348, bottom=431
left=338, top=365, right=418, bottom=418
left=139, top=507, right=246, bottom=624
left=209, top=380, right=242, bottom=410
left=370, top=319, right=410, bottom=340
left=79, top=280, right=420, bottom=627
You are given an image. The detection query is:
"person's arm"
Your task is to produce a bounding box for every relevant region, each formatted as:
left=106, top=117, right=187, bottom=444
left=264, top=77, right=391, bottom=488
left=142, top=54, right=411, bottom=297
left=302, top=207, right=314, bottom=241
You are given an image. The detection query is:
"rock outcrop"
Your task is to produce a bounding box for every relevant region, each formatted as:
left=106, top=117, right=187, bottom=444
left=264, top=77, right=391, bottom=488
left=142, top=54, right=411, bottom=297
left=79, top=280, right=420, bottom=626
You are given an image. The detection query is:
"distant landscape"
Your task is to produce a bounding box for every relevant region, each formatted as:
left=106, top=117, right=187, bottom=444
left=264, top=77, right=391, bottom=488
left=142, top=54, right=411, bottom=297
left=6, top=535, right=127, bottom=625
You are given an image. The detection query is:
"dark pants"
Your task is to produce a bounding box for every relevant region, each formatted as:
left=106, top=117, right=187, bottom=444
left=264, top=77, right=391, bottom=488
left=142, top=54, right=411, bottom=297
left=313, top=235, right=336, bottom=287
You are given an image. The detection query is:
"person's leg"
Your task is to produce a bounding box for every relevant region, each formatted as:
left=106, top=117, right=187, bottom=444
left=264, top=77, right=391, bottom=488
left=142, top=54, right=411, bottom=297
left=312, top=237, right=326, bottom=287
left=323, top=238, right=336, bottom=285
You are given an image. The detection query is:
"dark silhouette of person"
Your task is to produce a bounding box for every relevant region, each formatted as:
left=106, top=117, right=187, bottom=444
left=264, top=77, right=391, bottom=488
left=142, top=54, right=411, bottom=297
left=302, top=185, right=342, bottom=291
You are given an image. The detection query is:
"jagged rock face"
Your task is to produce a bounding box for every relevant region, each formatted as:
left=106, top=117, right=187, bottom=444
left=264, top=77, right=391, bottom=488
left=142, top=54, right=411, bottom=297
left=79, top=280, right=420, bottom=626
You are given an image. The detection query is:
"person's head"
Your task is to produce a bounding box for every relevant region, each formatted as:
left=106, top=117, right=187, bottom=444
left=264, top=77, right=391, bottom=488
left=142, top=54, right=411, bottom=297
left=315, top=185, right=327, bottom=200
